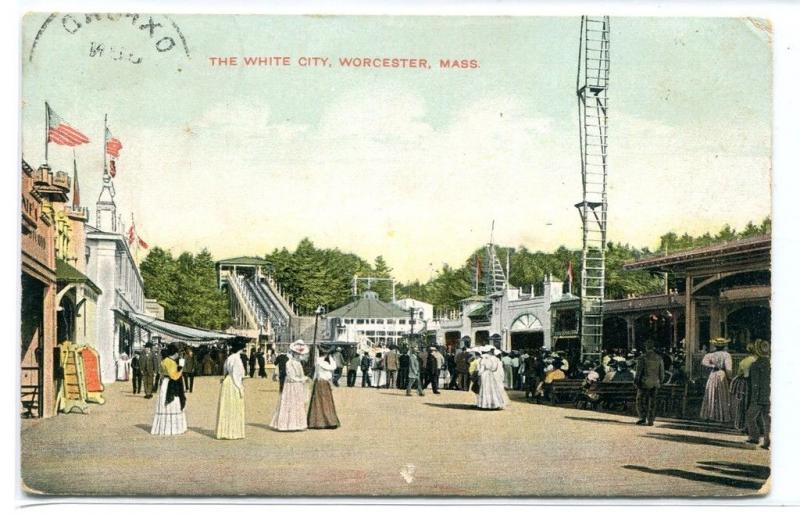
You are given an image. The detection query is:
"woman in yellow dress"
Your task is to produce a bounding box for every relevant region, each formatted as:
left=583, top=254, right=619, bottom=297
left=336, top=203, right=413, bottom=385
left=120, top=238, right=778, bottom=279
left=215, top=338, right=247, bottom=439
left=150, top=343, right=187, bottom=436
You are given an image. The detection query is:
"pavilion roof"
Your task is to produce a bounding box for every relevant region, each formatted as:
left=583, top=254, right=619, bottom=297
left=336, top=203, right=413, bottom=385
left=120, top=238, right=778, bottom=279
left=216, top=256, right=271, bottom=266
left=623, top=235, right=770, bottom=273
left=327, top=292, right=410, bottom=319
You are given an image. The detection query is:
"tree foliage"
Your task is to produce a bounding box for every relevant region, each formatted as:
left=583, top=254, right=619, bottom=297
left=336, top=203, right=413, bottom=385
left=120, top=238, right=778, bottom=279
left=140, top=248, right=231, bottom=330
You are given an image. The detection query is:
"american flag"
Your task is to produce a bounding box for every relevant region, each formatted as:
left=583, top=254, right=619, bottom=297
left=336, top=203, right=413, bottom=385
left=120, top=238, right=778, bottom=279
left=47, top=104, right=90, bottom=147
left=105, top=127, right=123, bottom=157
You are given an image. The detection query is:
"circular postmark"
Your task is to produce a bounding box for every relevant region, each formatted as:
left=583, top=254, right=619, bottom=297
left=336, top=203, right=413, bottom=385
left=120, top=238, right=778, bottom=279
left=28, top=12, right=191, bottom=65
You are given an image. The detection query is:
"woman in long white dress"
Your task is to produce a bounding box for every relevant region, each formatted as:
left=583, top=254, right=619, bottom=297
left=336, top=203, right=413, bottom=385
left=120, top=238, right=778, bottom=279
left=270, top=340, right=310, bottom=431
left=215, top=338, right=247, bottom=439
left=151, top=343, right=187, bottom=436
left=476, top=347, right=507, bottom=410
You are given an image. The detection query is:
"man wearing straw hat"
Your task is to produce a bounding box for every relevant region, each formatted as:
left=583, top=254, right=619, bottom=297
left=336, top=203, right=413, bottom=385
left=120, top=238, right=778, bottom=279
left=745, top=339, right=771, bottom=449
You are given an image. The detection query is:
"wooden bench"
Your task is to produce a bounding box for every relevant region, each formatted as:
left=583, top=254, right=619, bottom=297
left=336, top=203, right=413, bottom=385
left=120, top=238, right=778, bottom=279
left=546, top=379, right=585, bottom=405
left=596, top=382, right=637, bottom=412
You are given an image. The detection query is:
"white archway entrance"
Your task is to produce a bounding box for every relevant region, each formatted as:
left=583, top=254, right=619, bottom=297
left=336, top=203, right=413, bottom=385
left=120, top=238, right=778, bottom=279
left=510, top=313, right=544, bottom=351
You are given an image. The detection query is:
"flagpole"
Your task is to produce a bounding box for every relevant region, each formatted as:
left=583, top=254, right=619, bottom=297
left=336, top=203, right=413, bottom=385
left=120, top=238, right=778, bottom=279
left=103, top=114, right=108, bottom=177
left=44, top=101, right=50, bottom=165
left=72, top=149, right=78, bottom=207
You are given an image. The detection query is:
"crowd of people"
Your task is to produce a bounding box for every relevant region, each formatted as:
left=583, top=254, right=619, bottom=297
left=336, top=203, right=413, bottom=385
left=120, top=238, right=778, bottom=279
left=133, top=333, right=770, bottom=449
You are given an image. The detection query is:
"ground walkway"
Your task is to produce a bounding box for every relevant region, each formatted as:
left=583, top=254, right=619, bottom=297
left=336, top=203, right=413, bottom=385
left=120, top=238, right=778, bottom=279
left=21, top=377, right=769, bottom=497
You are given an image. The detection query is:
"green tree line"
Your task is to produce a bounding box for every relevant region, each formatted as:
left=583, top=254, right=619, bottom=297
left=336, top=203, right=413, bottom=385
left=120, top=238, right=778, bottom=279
left=140, top=218, right=770, bottom=326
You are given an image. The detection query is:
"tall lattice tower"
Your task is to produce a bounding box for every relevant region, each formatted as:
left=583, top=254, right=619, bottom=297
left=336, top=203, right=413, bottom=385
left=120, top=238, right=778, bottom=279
left=484, top=243, right=507, bottom=294
left=575, top=16, right=610, bottom=363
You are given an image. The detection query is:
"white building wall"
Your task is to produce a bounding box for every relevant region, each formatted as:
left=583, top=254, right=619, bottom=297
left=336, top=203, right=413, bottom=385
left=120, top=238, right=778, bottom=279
left=86, top=238, right=118, bottom=383
left=434, top=279, right=565, bottom=352
left=86, top=233, right=146, bottom=383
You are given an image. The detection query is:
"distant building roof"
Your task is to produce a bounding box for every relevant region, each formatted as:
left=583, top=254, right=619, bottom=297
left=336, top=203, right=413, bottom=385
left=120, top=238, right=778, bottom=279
left=327, top=290, right=410, bottom=319
left=549, top=292, right=580, bottom=308
left=56, top=258, right=102, bottom=294
left=467, top=304, right=492, bottom=318
left=217, top=256, right=271, bottom=266
left=460, top=294, right=489, bottom=303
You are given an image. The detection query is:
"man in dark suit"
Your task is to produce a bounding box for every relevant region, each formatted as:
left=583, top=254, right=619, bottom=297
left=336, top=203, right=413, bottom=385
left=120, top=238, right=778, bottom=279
left=130, top=351, right=142, bottom=394
left=256, top=346, right=267, bottom=378
left=635, top=340, right=665, bottom=426
left=360, top=353, right=372, bottom=387
left=746, top=339, right=770, bottom=449
left=140, top=343, right=156, bottom=399
left=248, top=347, right=257, bottom=378
left=398, top=350, right=410, bottom=389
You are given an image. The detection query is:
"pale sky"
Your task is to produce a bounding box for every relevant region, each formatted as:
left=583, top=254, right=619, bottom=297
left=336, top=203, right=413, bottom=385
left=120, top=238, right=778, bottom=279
left=21, top=15, right=771, bottom=282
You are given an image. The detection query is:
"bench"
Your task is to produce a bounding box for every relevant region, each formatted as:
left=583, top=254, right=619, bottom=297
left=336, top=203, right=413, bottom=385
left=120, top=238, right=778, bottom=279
left=546, top=379, right=585, bottom=405
left=596, top=382, right=638, bottom=412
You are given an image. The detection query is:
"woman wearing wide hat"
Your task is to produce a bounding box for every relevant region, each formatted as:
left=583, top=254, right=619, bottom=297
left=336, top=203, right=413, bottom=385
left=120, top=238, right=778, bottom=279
left=699, top=337, right=733, bottom=423
left=151, top=343, right=187, bottom=436
left=270, top=340, right=310, bottom=431
left=215, top=337, right=248, bottom=439
left=307, top=349, right=341, bottom=429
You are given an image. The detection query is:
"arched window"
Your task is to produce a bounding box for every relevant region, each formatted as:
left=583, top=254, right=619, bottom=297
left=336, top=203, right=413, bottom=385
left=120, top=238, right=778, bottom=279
left=510, top=313, right=543, bottom=331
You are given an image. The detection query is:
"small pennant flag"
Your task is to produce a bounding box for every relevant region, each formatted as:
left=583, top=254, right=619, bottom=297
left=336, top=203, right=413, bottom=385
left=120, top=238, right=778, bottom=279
left=566, top=260, right=574, bottom=292
left=138, top=237, right=149, bottom=250
left=105, top=127, right=123, bottom=157
left=109, top=159, right=117, bottom=178
left=128, top=225, right=136, bottom=246
left=47, top=103, right=90, bottom=147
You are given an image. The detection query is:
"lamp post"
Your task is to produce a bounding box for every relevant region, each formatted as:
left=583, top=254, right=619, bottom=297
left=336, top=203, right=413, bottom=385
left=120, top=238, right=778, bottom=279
left=311, top=306, right=326, bottom=377
left=408, top=307, right=416, bottom=350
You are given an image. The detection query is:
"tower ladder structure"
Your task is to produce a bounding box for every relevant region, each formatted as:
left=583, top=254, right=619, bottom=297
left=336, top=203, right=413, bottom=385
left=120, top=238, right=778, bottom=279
left=575, top=16, right=610, bottom=363
left=485, top=243, right=507, bottom=294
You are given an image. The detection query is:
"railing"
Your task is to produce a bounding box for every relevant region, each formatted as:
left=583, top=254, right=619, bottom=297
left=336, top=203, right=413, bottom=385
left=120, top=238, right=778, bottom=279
left=227, top=273, right=267, bottom=329
left=246, top=278, right=293, bottom=329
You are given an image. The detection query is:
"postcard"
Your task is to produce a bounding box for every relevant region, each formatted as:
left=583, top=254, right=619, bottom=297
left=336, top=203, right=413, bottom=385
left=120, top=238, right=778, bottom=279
left=19, top=13, right=772, bottom=497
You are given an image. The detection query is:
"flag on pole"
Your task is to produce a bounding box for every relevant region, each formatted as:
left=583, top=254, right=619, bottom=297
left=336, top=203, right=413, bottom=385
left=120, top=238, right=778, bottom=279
left=566, top=260, right=574, bottom=293
left=105, top=127, right=123, bottom=157
left=128, top=220, right=150, bottom=251
left=109, top=159, right=117, bottom=178
left=46, top=103, right=90, bottom=147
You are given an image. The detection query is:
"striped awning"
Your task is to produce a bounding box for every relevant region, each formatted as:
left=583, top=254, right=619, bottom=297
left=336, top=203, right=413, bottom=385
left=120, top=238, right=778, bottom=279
left=115, top=309, right=235, bottom=344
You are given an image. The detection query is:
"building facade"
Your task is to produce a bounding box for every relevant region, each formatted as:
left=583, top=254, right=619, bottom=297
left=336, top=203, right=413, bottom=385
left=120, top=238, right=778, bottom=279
left=326, top=291, right=417, bottom=347
left=85, top=174, right=146, bottom=383
left=21, top=162, right=58, bottom=418
left=434, top=276, right=564, bottom=352
left=549, top=235, right=771, bottom=379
